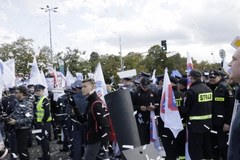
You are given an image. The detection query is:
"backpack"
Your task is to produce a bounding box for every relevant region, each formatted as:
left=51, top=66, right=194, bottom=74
left=91, top=100, right=116, bottom=142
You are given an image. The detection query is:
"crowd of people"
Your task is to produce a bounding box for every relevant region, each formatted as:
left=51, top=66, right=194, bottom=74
left=0, top=48, right=240, bottom=160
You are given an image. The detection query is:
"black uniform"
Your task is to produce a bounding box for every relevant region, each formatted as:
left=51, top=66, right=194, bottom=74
left=158, top=86, right=184, bottom=159
left=2, top=95, right=18, bottom=159
left=48, top=91, right=58, bottom=140
left=9, top=98, right=33, bottom=160
left=56, top=94, right=71, bottom=151
left=185, top=80, right=213, bottom=159
left=207, top=81, right=234, bottom=159
left=132, top=86, right=159, bottom=145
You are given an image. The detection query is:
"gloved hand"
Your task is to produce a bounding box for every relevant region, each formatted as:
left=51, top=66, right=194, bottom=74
left=77, top=113, right=87, bottom=124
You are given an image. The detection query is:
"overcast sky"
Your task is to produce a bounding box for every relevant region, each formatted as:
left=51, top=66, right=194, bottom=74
left=0, top=0, right=239, bottom=63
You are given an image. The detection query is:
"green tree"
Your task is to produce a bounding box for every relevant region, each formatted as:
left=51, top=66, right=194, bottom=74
left=54, top=47, right=90, bottom=76
left=0, top=37, right=35, bottom=75
left=194, top=60, right=221, bottom=71
left=123, top=52, right=146, bottom=72
left=89, top=52, right=100, bottom=72
left=142, top=45, right=167, bottom=74
left=99, top=54, right=121, bottom=83
left=165, top=53, right=187, bottom=75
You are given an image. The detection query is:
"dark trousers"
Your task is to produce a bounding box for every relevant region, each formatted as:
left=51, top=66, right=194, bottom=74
left=36, top=122, right=51, bottom=160
left=160, top=128, right=177, bottom=160
left=72, top=122, right=86, bottom=160
left=176, top=128, right=186, bottom=159
left=61, top=118, right=72, bottom=149
left=27, top=129, right=33, bottom=147
left=137, top=123, right=150, bottom=145
left=15, top=129, right=30, bottom=160
left=51, top=118, right=59, bottom=140
left=8, top=131, right=18, bottom=160
left=188, top=130, right=212, bottom=160
left=211, top=125, right=228, bottom=160
left=84, top=142, right=101, bottom=160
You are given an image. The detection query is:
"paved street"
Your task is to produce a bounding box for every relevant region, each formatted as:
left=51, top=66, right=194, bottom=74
left=6, top=139, right=72, bottom=160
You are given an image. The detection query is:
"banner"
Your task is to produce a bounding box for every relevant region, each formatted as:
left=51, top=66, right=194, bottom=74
left=66, top=69, right=75, bottom=87
left=4, top=59, right=15, bottom=87
left=94, top=63, right=108, bottom=102
left=29, top=56, right=43, bottom=85
left=187, top=52, right=194, bottom=89
left=160, top=68, right=183, bottom=138
left=0, top=59, right=16, bottom=88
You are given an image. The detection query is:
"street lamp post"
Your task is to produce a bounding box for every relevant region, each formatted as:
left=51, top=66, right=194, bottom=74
left=119, top=36, right=124, bottom=71
left=40, top=5, right=58, bottom=63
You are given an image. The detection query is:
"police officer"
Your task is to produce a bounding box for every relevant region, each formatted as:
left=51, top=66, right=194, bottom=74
left=68, top=80, right=88, bottom=160
left=207, top=69, right=234, bottom=159
left=7, top=85, right=33, bottom=160
left=172, top=77, right=186, bottom=160
left=26, top=84, right=35, bottom=148
left=48, top=90, right=58, bottom=141
left=34, top=84, right=52, bottom=160
left=177, top=78, right=187, bottom=93
left=185, top=69, right=213, bottom=159
left=56, top=88, right=72, bottom=152
left=131, top=77, right=159, bottom=145
left=2, top=88, right=18, bottom=159
left=118, top=77, right=135, bottom=92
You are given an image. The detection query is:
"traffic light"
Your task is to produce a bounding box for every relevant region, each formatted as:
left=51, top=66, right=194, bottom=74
left=161, top=40, right=167, bottom=51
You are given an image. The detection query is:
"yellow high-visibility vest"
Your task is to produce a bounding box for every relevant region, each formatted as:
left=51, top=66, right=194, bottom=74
left=36, top=96, right=52, bottom=122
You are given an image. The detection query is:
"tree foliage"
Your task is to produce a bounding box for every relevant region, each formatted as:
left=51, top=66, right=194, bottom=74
left=0, top=37, right=222, bottom=81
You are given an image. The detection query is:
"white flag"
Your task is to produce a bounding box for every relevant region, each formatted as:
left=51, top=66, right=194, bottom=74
left=29, top=56, right=44, bottom=85
left=160, top=68, right=183, bottom=138
left=4, top=59, right=15, bottom=87
left=66, top=69, right=76, bottom=87
left=40, top=70, right=48, bottom=96
left=150, top=69, right=156, bottom=85
left=0, top=68, right=3, bottom=100
left=0, top=59, right=15, bottom=88
left=94, top=63, right=108, bottom=102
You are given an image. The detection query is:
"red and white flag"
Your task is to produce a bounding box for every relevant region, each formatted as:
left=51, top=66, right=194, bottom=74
left=186, top=52, right=194, bottom=160
left=160, top=68, right=183, bottom=138
left=187, top=52, right=194, bottom=89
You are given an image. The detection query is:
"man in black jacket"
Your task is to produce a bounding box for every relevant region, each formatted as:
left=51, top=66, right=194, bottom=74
left=185, top=69, right=213, bottom=159
left=81, top=79, right=110, bottom=160
left=7, top=85, right=33, bottom=160
left=68, top=80, right=88, bottom=160
left=131, top=77, right=159, bottom=145
left=207, top=70, right=234, bottom=159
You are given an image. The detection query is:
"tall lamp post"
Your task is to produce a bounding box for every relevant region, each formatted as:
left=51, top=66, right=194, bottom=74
left=40, top=5, right=58, bottom=63
left=119, top=36, right=124, bottom=71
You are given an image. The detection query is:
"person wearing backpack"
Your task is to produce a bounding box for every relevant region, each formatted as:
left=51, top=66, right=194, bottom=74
left=80, top=78, right=111, bottom=160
